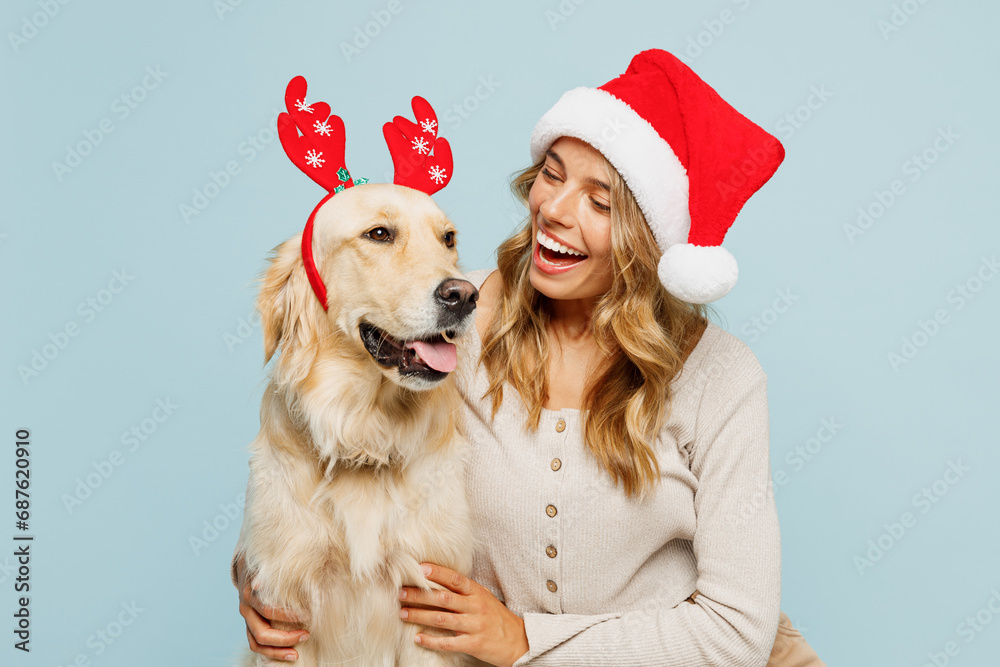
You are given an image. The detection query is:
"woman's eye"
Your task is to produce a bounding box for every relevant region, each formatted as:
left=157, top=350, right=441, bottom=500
left=591, top=198, right=611, bottom=213
left=542, top=168, right=561, bottom=182
left=443, top=231, right=456, bottom=248
left=366, top=227, right=392, bottom=242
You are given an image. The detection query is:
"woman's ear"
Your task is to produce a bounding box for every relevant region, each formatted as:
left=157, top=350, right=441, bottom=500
left=256, top=234, right=318, bottom=379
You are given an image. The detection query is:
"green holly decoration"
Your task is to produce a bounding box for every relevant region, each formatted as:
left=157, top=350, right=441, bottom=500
left=334, top=185, right=345, bottom=193
left=336, top=167, right=351, bottom=182
left=353, top=177, right=369, bottom=185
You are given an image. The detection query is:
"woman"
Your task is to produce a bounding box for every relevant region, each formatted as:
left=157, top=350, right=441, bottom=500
left=236, top=49, right=824, bottom=666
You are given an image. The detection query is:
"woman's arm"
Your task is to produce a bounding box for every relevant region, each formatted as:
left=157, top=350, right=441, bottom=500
left=234, top=553, right=311, bottom=661
left=509, top=364, right=781, bottom=667
left=230, top=484, right=311, bottom=662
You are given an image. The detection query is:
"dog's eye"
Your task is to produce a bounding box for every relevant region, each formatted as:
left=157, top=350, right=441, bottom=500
left=443, top=231, right=456, bottom=248
left=366, top=227, right=392, bottom=242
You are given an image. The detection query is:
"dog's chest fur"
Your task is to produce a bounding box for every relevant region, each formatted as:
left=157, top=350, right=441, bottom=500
left=241, top=377, right=475, bottom=619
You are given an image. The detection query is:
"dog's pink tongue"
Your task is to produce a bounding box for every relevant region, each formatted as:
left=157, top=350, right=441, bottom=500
left=409, top=340, right=457, bottom=373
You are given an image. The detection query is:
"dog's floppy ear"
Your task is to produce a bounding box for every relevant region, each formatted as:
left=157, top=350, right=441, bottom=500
left=257, top=235, right=319, bottom=381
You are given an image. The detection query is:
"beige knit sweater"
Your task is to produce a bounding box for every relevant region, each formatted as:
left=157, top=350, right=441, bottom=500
left=458, top=268, right=781, bottom=667
left=230, top=267, right=782, bottom=666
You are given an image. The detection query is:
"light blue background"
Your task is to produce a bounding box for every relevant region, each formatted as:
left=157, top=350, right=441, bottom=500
left=2, top=0, right=998, bottom=665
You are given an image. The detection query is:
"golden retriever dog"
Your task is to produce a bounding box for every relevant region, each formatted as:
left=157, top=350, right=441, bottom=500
left=237, top=182, right=480, bottom=666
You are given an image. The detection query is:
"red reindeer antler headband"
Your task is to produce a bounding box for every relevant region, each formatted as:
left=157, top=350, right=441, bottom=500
left=277, top=76, right=454, bottom=310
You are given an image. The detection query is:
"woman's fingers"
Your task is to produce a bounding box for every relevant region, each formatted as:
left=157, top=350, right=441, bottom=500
left=247, top=626, right=299, bottom=662
left=242, top=583, right=308, bottom=624
left=240, top=598, right=309, bottom=649
left=259, top=601, right=308, bottom=624
left=236, top=557, right=309, bottom=658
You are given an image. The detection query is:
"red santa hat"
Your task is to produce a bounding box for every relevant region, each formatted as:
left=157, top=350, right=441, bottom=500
left=529, top=49, right=784, bottom=304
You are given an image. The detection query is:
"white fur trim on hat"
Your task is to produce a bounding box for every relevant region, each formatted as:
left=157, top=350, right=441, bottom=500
left=658, top=243, right=738, bottom=304
left=529, top=87, right=691, bottom=250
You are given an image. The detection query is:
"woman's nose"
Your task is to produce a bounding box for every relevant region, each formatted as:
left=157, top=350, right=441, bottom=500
left=539, top=190, right=574, bottom=229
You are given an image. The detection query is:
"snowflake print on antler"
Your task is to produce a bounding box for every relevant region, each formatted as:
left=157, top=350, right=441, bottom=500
left=305, top=149, right=324, bottom=168
left=411, top=137, right=430, bottom=155
left=276, top=76, right=455, bottom=311
left=277, top=76, right=349, bottom=193
left=383, top=97, right=452, bottom=194
left=428, top=165, right=447, bottom=185
left=314, top=119, right=332, bottom=136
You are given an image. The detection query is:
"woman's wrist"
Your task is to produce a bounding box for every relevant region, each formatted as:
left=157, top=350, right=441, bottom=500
left=507, top=616, right=529, bottom=667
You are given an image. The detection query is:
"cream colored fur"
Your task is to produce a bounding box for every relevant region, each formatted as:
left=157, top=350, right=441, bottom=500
left=237, top=184, right=479, bottom=666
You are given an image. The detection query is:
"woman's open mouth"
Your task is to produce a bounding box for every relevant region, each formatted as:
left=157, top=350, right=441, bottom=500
left=533, top=229, right=588, bottom=274
left=359, top=322, right=459, bottom=377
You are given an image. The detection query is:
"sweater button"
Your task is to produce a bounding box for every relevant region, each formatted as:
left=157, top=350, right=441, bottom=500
left=550, top=458, right=561, bottom=471
left=545, top=504, right=557, bottom=517
left=546, top=545, right=557, bottom=558
left=546, top=580, right=558, bottom=593
left=555, top=419, right=566, bottom=433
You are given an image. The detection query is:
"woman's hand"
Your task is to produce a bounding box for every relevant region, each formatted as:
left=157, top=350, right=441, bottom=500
left=235, top=555, right=311, bottom=662
left=399, top=562, right=529, bottom=667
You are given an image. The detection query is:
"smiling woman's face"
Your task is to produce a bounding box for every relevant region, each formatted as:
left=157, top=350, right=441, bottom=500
left=527, top=136, right=615, bottom=304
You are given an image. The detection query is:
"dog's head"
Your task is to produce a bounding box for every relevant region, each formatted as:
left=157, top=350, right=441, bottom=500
left=258, top=183, right=478, bottom=394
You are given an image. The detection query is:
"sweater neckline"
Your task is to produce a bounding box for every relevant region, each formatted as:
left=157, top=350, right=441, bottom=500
left=463, top=270, right=720, bottom=414
left=536, top=319, right=719, bottom=413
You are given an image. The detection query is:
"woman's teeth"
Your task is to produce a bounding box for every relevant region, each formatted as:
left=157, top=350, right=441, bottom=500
left=536, top=230, right=586, bottom=257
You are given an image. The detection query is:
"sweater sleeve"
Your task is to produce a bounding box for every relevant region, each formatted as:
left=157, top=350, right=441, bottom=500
left=512, top=362, right=781, bottom=667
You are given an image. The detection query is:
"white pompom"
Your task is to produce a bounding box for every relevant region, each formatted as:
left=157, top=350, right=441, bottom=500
left=657, top=243, right=738, bottom=304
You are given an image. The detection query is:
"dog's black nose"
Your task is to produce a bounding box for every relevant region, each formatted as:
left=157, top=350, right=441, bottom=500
left=436, top=279, right=479, bottom=319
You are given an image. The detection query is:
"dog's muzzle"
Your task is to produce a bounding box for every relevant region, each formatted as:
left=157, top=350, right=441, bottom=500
left=359, top=322, right=461, bottom=379
left=358, top=279, right=478, bottom=380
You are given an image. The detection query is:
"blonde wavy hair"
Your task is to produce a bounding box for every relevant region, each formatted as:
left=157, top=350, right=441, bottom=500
left=480, top=153, right=713, bottom=501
